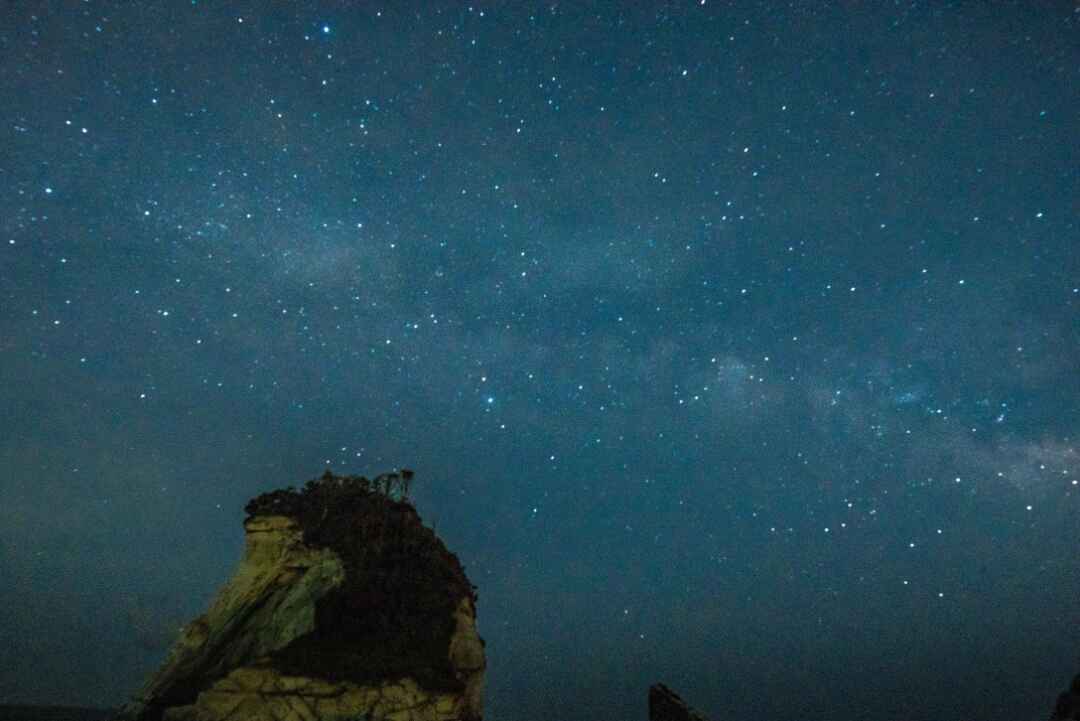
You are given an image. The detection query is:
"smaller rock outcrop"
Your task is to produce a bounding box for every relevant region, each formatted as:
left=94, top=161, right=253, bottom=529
left=1051, top=671, right=1080, bottom=720
left=116, top=469, right=484, bottom=721
left=648, top=683, right=711, bottom=721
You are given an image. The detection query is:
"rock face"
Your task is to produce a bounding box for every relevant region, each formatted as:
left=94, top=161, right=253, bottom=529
left=116, top=470, right=485, bottom=721
left=648, top=684, right=711, bottom=721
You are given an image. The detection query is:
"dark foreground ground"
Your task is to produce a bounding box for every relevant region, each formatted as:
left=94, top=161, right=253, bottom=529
left=0, top=706, right=115, bottom=721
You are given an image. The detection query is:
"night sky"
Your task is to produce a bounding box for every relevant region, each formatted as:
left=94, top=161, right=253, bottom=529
left=1, top=3, right=1078, bottom=720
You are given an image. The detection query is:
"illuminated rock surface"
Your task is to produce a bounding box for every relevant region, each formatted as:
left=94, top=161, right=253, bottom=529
left=114, top=470, right=484, bottom=721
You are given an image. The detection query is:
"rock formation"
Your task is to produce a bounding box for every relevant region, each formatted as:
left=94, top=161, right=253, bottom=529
left=115, top=470, right=485, bottom=721
left=648, top=683, right=711, bottom=721
left=1051, top=671, right=1080, bottom=720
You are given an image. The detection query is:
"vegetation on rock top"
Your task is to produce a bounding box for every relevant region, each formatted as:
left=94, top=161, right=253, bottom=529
left=245, top=469, right=480, bottom=692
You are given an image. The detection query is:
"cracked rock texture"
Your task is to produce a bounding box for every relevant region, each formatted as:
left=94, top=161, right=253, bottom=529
left=116, top=471, right=484, bottom=721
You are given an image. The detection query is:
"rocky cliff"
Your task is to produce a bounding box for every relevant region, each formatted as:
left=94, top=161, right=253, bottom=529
left=115, top=470, right=485, bottom=721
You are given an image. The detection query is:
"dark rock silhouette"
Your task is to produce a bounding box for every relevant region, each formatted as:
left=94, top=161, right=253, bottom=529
left=1051, top=671, right=1080, bottom=720
left=648, top=683, right=711, bottom=721
left=114, top=469, right=484, bottom=721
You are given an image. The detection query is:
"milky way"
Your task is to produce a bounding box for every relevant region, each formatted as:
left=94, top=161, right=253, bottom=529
left=1, top=4, right=1077, bottom=720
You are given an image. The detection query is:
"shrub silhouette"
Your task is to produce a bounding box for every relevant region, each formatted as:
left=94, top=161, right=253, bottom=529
left=244, top=467, right=416, bottom=519
left=242, top=467, right=478, bottom=692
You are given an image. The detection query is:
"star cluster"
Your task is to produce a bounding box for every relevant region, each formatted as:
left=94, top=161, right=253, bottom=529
left=1, top=4, right=1077, bottom=721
